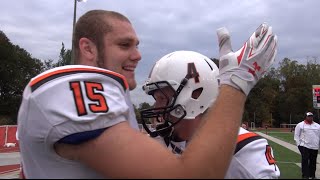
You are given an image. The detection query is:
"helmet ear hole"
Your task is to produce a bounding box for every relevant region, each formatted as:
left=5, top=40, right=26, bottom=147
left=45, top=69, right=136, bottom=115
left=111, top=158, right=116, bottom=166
left=192, top=88, right=203, bottom=99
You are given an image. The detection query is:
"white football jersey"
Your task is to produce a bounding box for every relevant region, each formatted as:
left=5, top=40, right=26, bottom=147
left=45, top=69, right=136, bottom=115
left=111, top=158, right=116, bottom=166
left=17, top=65, right=139, bottom=178
left=225, top=127, right=280, bottom=179
left=157, top=127, right=280, bottom=179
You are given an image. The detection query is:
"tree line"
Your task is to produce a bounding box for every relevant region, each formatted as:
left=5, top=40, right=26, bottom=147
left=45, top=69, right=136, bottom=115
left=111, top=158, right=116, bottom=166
left=1, top=30, right=319, bottom=127
left=0, top=30, right=71, bottom=124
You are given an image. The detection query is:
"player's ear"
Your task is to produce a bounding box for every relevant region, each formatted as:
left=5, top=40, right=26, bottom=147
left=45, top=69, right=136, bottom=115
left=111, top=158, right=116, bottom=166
left=79, top=37, right=98, bottom=63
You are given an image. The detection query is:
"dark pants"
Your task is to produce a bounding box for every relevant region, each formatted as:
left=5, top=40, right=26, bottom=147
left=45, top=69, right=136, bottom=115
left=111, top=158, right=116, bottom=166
left=298, top=146, right=318, bottom=178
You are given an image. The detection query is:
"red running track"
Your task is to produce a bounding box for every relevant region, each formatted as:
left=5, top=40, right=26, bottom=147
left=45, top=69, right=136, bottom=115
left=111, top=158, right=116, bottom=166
left=0, top=164, right=20, bottom=175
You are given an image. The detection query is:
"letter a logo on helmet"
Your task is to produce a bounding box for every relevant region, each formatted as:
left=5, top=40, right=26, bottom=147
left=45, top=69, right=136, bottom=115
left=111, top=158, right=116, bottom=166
left=187, top=63, right=200, bottom=83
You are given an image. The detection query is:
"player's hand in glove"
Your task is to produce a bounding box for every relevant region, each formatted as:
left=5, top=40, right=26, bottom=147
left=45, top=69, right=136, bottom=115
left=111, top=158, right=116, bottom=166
left=216, top=22, right=278, bottom=96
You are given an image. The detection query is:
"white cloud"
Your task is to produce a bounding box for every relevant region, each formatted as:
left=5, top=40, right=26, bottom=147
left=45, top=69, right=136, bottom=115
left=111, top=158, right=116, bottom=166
left=1, top=0, right=320, bottom=105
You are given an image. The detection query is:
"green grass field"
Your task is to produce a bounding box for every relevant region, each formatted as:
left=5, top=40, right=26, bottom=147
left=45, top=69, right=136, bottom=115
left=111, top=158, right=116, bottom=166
left=256, top=130, right=302, bottom=179
left=267, top=140, right=301, bottom=179
left=265, top=131, right=296, bottom=145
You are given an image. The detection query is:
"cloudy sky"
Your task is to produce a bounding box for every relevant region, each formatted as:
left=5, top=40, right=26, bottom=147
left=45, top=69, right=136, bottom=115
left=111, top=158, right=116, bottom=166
left=1, top=0, right=320, bottom=106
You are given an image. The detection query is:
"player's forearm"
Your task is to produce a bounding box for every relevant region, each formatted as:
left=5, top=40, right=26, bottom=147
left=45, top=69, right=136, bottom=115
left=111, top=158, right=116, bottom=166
left=181, top=85, right=246, bottom=178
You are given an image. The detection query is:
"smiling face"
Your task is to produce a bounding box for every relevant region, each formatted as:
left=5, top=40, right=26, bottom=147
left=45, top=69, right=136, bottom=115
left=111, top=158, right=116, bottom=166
left=98, top=18, right=141, bottom=90
left=75, top=10, right=142, bottom=90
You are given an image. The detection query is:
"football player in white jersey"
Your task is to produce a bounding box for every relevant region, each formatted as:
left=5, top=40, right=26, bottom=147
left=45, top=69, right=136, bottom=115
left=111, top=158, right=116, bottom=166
left=141, top=50, right=280, bottom=179
left=18, top=8, right=278, bottom=178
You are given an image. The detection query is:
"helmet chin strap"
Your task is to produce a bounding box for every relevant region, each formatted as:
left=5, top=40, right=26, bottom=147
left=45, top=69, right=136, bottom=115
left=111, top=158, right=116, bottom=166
left=163, top=130, right=184, bottom=147
left=155, top=121, right=185, bottom=147
left=156, top=121, right=174, bottom=138
left=170, top=132, right=184, bottom=142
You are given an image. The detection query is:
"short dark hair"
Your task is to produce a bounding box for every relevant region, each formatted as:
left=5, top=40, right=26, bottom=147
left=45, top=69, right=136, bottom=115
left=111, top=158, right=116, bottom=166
left=73, top=10, right=131, bottom=64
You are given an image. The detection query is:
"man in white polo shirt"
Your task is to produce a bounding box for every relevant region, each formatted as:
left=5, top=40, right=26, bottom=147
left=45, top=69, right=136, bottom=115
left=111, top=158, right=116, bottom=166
left=294, top=112, right=320, bottom=179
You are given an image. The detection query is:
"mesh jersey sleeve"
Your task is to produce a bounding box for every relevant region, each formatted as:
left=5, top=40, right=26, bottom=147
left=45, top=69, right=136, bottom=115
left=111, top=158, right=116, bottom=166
left=19, top=65, right=131, bottom=148
left=225, top=128, right=280, bottom=179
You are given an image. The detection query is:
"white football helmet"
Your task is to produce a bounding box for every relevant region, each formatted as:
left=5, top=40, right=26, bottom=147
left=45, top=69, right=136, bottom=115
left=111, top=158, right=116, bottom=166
left=141, top=50, right=219, bottom=138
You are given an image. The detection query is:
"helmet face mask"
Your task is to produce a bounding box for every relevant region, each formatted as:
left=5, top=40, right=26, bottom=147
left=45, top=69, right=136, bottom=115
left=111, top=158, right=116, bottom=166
left=140, top=51, right=219, bottom=139
left=141, top=81, right=187, bottom=138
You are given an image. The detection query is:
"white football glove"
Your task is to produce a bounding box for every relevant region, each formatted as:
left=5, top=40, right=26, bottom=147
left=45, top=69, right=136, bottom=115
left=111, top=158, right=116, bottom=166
left=216, top=22, right=278, bottom=96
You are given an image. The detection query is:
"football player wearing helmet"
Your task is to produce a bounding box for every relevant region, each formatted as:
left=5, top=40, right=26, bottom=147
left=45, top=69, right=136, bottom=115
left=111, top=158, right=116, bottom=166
left=47, top=21, right=276, bottom=178
left=141, top=50, right=280, bottom=179
left=141, top=50, right=219, bottom=141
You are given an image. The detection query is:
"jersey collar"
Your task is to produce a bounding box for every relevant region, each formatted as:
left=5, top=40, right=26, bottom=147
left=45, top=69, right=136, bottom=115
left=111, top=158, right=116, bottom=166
left=304, top=120, right=313, bottom=125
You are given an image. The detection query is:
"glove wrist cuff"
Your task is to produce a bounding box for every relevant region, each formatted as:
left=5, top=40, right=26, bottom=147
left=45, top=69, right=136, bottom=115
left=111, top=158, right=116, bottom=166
left=219, top=78, right=246, bottom=95
left=219, top=74, right=253, bottom=96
